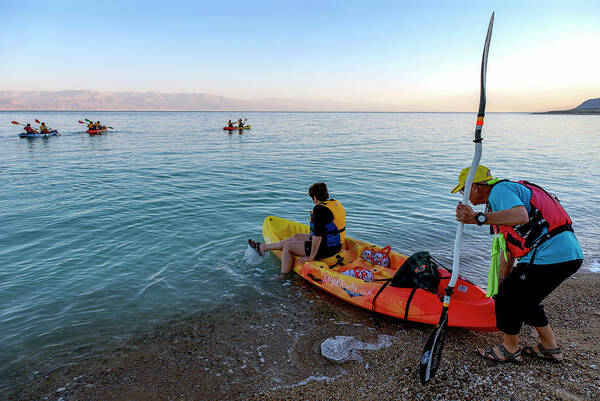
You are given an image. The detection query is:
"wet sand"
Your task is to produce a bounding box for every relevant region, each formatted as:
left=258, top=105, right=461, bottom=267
left=10, top=271, right=600, bottom=401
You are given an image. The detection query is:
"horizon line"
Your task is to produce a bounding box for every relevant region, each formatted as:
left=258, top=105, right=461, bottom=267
left=0, top=109, right=534, bottom=114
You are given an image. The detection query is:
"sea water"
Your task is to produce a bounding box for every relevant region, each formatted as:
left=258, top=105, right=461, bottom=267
left=0, top=111, right=598, bottom=391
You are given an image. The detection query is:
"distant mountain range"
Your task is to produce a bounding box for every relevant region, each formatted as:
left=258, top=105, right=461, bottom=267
left=536, top=97, right=600, bottom=115
left=0, top=90, right=398, bottom=112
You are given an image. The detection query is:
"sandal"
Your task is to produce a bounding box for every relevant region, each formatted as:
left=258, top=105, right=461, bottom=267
left=248, top=239, right=265, bottom=257
left=521, top=343, right=563, bottom=363
left=476, top=343, right=522, bottom=364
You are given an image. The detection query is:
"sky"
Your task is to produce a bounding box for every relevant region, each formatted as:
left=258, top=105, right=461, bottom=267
left=0, top=0, right=599, bottom=111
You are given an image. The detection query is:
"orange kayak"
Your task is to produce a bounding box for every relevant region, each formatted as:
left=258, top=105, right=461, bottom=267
left=262, top=216, right=497, bottom=331
left=86, top=128, right=107, bottom=134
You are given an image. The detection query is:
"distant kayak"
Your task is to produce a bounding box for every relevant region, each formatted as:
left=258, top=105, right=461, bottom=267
left=87, top=128, right=107, bottom=134
left=262, top=216, right=497, bottom=331
left=19, top=131, right=59, bottom=138
left=223, top=125, right=251, bottom=130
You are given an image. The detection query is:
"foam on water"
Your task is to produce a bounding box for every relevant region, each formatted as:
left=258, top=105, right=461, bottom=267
left=244, top=244, right=264, bottom=265
left=588, top=258, right=600, bottom=273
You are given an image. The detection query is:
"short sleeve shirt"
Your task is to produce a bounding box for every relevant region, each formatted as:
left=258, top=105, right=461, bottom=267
left=311, top=204, right=334, bottom=237
left=488, top=181, right=583, bottom=264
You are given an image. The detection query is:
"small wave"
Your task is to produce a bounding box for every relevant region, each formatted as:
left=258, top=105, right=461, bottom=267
left=587, top=258, right=600, bottom=273
left=270, top=371, right=347, bottom=391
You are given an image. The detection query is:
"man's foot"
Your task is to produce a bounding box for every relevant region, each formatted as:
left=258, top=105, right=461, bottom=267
left=476, top=343, right=522, bottom=363
left=248, top=239, right=265, bottom=257
left=521, top=343, right=563, bottom=363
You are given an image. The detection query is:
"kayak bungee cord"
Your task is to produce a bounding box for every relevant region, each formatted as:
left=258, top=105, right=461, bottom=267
left=419, top=11, right=494, bottom=384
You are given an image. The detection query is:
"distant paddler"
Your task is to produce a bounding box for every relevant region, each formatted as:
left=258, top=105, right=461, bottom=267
left=24, top=123, right=38, bottom=134
left=39, top=122, right=51, bottom=134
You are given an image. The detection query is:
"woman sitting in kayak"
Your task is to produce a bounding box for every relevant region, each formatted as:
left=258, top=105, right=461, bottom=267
left=227, top=120, right=235, bottom=128
left=238, top=118, right=244, bottom=127
left=39, top=122, right=49, bottom=134
left=249, top=182, right=346, bottom=274
left=87, top=122, right=94, bottom=130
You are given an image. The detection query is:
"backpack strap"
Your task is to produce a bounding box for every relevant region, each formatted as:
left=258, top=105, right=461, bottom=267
left=403, top=287, right=418, bottom=320
left=371, top=278, right=392, bottom=327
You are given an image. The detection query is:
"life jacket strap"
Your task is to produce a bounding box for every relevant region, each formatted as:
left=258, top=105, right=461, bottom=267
left=528, top=224, right=573, bottom=266
left=329, top=227, right=345, bottom=234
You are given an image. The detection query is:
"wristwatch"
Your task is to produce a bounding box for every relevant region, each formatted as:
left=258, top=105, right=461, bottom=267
left=476, top=212, right=487, bottom=226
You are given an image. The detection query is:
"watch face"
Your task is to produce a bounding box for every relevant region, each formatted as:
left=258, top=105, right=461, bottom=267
left=477, top=213, right=486, bottom=223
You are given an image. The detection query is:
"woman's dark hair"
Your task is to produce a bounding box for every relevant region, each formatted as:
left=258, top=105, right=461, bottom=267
left=308, top=182, right=329, bottom=202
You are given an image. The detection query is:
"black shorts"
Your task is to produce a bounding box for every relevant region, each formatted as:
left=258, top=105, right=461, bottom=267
left=304, top=240, right=341, bottom=260
left=494, top=259, right=582, bottom=335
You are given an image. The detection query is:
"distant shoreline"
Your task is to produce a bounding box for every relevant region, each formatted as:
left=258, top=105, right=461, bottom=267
left=0, top=109, right=538, bottom=114
left=533, top=110, right=600, bottom=115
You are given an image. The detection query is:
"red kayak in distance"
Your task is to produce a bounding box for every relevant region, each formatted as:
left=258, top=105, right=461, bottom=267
left=87, top=128, right=107, bottom=134
left=223, top=125, right=251, bottom=131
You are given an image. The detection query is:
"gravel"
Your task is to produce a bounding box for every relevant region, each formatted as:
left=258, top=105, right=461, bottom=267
left=9, top=271, right=599, bottom=401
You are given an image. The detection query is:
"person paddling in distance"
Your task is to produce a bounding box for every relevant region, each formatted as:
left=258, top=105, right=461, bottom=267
left=39, top=122, right=49, bottom=134
left=24, top=123, right=38, bottom=134
left=249, top=182, right=346, bottom=275
left=452, top=165, right=583, bottom=363
left=227, top=120, right=235, bottom=128
left=238, top=118, right=246, bottom=127
left=87, top=121, right=94, bottom=130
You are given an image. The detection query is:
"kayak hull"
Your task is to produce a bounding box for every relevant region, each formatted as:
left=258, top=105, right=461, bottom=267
left=86, top=128, right=107, bottom=134
left=262, top=216, right=497, bottom=331
left=223, top=125, right=251, bottom=130
left=19, top=130, right=59, bottom=138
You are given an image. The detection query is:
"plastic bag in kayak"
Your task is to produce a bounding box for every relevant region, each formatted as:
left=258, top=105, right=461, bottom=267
left=245, top=245, right=264, bottom=265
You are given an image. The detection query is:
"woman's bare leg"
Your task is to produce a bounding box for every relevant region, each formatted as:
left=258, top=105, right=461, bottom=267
left=261, top=233, right=310, bottom=253
left=281, top=240, right=307, bottom=274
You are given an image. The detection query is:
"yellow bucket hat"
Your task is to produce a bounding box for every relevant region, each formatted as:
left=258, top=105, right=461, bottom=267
left=450, top=165, right=496, bottom=194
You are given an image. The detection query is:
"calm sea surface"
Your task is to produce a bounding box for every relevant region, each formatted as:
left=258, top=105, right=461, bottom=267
left=1, top=111, right=598, bottom=390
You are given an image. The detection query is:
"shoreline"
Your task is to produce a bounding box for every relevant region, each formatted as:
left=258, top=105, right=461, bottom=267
left=9, top=271, right=600, bottom=401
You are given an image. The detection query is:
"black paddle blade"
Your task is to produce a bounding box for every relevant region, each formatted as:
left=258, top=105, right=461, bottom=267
left=419, top=307, right=449, bottom=384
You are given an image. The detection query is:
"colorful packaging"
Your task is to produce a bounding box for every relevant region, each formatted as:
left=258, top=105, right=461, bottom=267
left=361, top=245, right=391, bottom=267
left=342, top=268, right=375, bottom=282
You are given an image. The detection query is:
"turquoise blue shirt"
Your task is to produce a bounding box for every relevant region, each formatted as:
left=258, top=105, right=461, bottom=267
left=488, top=181, right=583, bottom=264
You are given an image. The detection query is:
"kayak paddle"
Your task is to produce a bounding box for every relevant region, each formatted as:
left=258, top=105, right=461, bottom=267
left=11, top=121, right=25, bottom=126
left=419, top=11, right=494, bottom=385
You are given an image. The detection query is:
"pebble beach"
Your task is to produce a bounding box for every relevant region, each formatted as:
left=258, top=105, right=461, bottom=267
left=10, top=270, right=599, bottom=401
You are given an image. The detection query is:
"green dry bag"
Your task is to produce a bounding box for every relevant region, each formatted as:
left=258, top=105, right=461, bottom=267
left=487, top=233, right=507, bottom=297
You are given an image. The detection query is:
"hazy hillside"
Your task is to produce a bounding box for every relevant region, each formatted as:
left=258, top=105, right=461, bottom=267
left=536, top=97, right=600, bottom=115
left=0, top=90, right=394, bottom=112
left=574, top=98, right=600, bottom=110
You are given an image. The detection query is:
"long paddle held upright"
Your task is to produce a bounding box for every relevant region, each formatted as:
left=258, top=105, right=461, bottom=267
left=419, top=12, right=494, bottom=384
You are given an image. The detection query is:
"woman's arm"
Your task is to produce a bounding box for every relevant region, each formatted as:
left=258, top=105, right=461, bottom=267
left=307, top=235, right=322, bottom=261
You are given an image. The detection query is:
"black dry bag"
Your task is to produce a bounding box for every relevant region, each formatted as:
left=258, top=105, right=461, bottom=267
left=391, top=251, right=440, bottom=293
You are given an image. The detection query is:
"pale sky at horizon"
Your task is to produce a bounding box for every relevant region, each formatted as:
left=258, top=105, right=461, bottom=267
left=1, top=0, right=598, bottom=112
